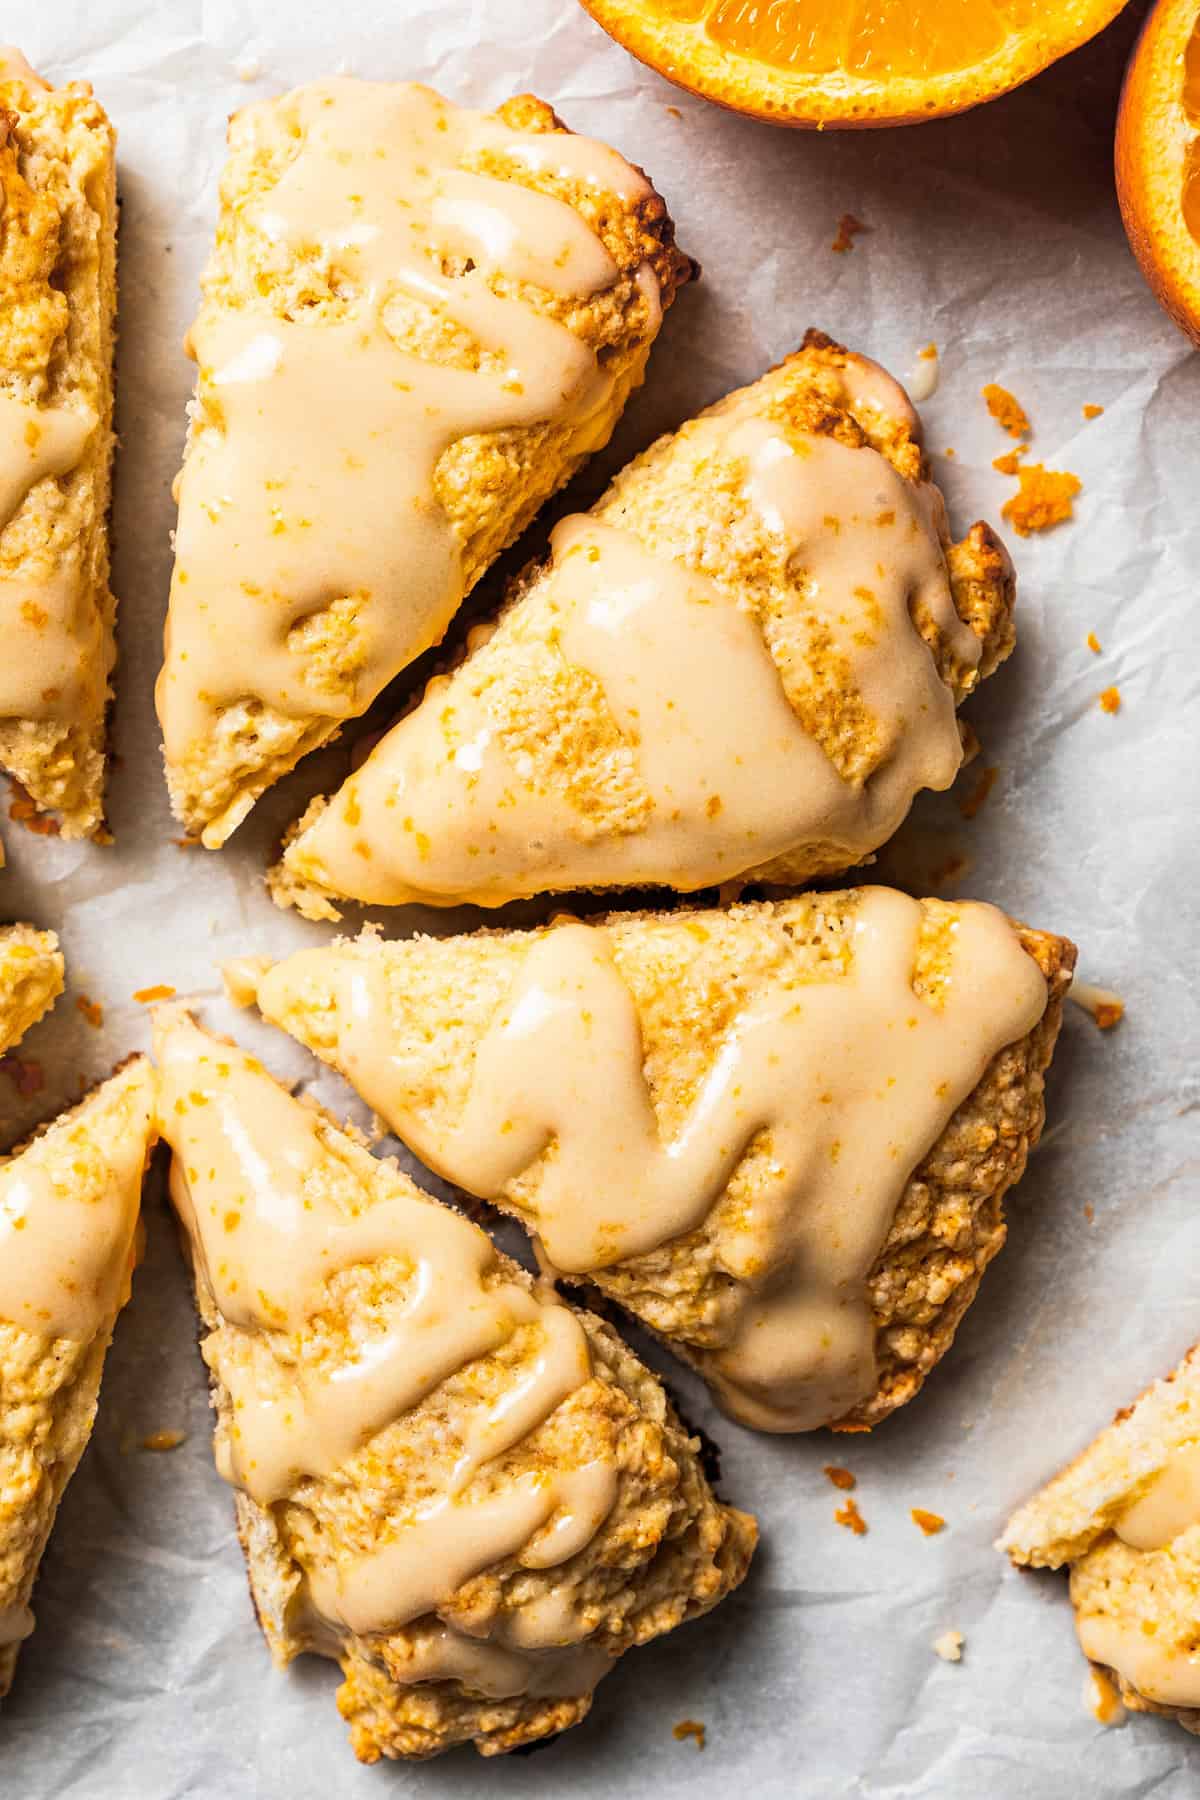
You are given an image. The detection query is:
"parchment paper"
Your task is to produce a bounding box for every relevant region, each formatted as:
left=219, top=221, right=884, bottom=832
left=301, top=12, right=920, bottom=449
left=2, top=2, right=1198, bottom=1793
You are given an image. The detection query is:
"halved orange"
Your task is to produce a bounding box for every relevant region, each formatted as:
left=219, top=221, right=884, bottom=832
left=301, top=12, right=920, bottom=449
left=579, top=0, right=1132, bottom=128
left=1116, top=0, right=1200, bottom=345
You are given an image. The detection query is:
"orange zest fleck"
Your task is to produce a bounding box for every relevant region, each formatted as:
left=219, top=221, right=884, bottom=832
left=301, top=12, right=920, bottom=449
left=824, top=1464, right=856, bottom=1491
left=1082, top=403, right=1104, bottom=419
left=959, top=765, right=998, bottom=820
left=982, top=383, right=1030, bottom=438
left=673, top=1719, right=706, bottom=1750
left=142, top=1429, right=186, bottom=1452
left=1099, top=685, right=1121, bottom=714
left=1001, top=464, right=1081, bottom=536
left=1086, top=631, right=1102, bottom=653
left=992, top=449, right=1023, bottom=476
left=912, top=1508, right=946, bottom=1536
left=134, top=984, right=177, bottom=1004
left=835, top=1498, right=868, bottom=1535
left=76, top=995, right=103, bottom=1028
left=832, top=212, right=868, bottom=254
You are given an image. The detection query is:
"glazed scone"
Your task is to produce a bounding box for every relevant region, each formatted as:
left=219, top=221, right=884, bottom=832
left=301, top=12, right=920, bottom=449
left=0, top=922, right=63, bottom=1053
left=153, top=1010, right=755, bottom=1761
left=0, top=49, right=118, bottom=838
left=232, top=886, right=1074, bottom=1431
left=0, top=1056, right=157, bottom=1695
left=271, top=330, right=1015, bottom=919
left=157, top=78, right=690, bottom=848
left=1002, top=1344, right=1200, bottom=1732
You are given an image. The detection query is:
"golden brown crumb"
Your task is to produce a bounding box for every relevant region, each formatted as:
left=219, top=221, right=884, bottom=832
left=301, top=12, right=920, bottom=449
left=992, top=449, right=1023, bottom=476
left=673, top=1719, right=706, bottom=1750
left=918, top=343, right=937, bottom=360
left=142, top=1429, right=186, bottom=1452
left=1099, top=685, right=1121, bottom=714
left=911, top=1508, right=946, bottom=1536
left=133, top=984, right=177, bottom=1004
left=982, top=383, right=1030, bottom=438
left=1087, top=1668, right=1126, bottom=1725
left=174, top=837, right=200, bottom=850
left=831, top=212, right=868, bottom=253
left=958, top=765, right=998, bottom=820
left=824, top=1464, right=857, bottom=1491
left=1082, top=404, right=1104, bottom=420
left=835, top=1498, right=868, bottom=1535
left=1070, top=982, right=1125, bottom=1030
left=1001, top=464, right=1081, bottom=536
left=76, top=995, right=103, bottom=1028
left=8, top=779, right=60, bottom=837
left=1086, top=631, right=1101, bottom=653
left=0, top=1053, right=44, bottom=1097
left=666, top=105, right=682, bottom=119
left=933, top=1630, right=964, bottom=1662
left=1094, top=1001, right=1123, bottom=1030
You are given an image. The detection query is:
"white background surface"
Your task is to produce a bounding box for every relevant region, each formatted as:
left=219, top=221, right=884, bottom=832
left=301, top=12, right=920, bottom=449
left=2, top=1, right=1199, bottom=1794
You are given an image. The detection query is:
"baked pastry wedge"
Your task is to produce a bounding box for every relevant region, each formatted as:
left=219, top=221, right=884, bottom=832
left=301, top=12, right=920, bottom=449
left=0, top=923, right=63, bottom=1054
left=270, top=331, right=1015, bottom=919
left=230, top=885, right=1074, bottom=1432
left=1001, top=1343, right=1200, bottom=1731
left=0, top=49, right=118, bottom=838
left=157, top=77, right=689, bottom=848
left=0, top=1055, right=157, bottom=1695
left=153, top=1008, right=755, bottom=1761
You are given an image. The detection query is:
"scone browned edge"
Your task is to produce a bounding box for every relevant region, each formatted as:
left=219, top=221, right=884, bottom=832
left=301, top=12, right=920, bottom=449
left=839, top=921, right=1075, bottom=1430
left=0, top=60, right=118, bottom=838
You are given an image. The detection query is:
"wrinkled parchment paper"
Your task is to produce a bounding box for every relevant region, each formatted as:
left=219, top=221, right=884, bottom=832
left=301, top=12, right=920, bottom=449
left=3, top=1, right=1198, bottom=1793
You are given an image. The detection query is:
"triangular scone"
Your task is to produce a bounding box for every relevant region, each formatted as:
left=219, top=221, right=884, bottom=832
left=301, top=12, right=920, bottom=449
left=0, top=1056, right=157, bottom=1695
left=156, top=79, right=690, bottom=849
left=153, top=1011, right=755, bottom=1762
left=270, top=330, right=1015, bottom=919
left=0, top=923, right=63, bottom=1054
left=1002, top=1345, right=1200, bottom=1732
left=233, top=887, right=1074, bottom=1432
left=0, top=51, right=118, bottom=838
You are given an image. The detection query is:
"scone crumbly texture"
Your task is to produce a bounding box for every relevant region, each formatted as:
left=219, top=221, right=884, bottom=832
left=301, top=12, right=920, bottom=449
left=0, top=921, right=62, bottom=1054
left=0, top=1056, right=157, bottom=1697
left=271, top=329, right=1017, bottom=920
left=244, top=891, right=1074, bottom=1429
left=163, top=83, right=690, bottom=845
left=167, top=1037, right=754, bottom=1761
left=0, top=55, right=117, bottom=837
left=1002, top=1343, right=1200, bottom=1733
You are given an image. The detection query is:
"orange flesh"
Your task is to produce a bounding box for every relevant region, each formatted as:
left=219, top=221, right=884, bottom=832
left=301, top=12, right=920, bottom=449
left=651, top=0, right=1041, bottom=79
left=1185, top=20, right=1200, bottom=240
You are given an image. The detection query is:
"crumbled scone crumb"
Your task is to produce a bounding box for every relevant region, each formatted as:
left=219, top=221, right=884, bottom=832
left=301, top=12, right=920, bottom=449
left=831, top=212, right=868, bottom=253
left=673, top=1718, right=706, bottom=1750
left=824, top=1464, right=856, bottom=1491
left=918, top=343, right=937, bottom=360
left=76, top=995, right=103, bottom=1028
left=1086, top=632, right=1101, bottom=653
left=982, top=383, right=1030, bottom=438
left=142, top=1429, right=187, bottom=1452
left=912, top=1508, right=946, bottom=1536
left=133, top=984, right=177, bottom=1003
left=958, top=765, right=998, bottom=820
left=1086, top=1668, right=1126, bottom=1726
left=8, top=780, right=60, bottom=836
left=1099, top=685, right=1121, bottom=714
left=835, top=1498, right=868, bottom=1535
left=992, top=449, right=1023, bottom=476
left=1070, top=982, right=1124, bottom=1031
left=1082, top=404, right=1104, bottom=420
left=1001, top=464, right=1081, bottom=536
left=933, top=1630, right=964, bottom=1662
